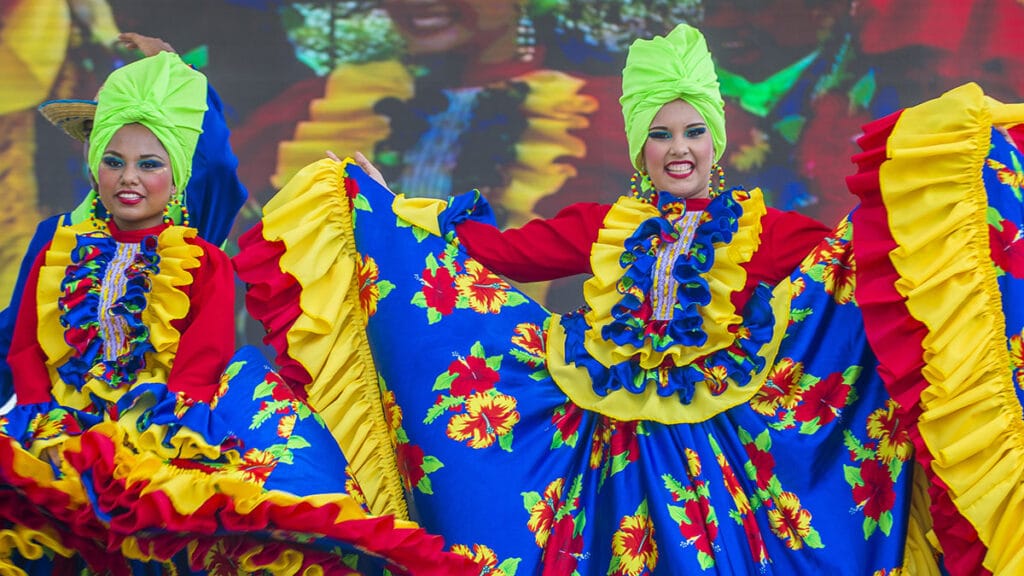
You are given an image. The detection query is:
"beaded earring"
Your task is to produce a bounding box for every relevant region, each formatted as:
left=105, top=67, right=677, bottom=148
left=708, top=163, right=726, bottom=197
left=517, top=0, right=536, bottom=62
left=629, top=171, right=656, bottom=204
left=162, top=187, right=191, bottom=226
left=89, top=193, right=111, bottom=229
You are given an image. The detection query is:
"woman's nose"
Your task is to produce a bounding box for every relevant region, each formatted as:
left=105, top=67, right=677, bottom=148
left=119, top=165, right=140, bottom=184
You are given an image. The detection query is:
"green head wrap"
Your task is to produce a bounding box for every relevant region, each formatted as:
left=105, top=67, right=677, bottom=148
left=88, top=51, right=207, bottom=198
left=620, top=23, right=726, bottom=172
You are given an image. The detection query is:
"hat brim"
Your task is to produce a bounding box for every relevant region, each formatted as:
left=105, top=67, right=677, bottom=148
left=37, top=99, right=98, bottom=142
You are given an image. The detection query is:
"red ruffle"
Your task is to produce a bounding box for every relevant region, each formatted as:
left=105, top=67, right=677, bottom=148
left=0, top=424, right=479, bottom=569
left=848, top=110, right=991, bottom=576
left=234, top=221, right=313, bottom=399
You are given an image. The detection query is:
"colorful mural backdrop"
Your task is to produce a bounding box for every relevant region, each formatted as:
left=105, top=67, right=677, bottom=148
left=2, top=0, right=1023, bottom=325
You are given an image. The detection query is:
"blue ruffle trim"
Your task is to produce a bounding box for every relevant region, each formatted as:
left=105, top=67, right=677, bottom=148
left=562, top=283, right=776, bottom=404
left=2, top=400, right=100, bottom=449
left=601, top=191, right=744, bottom=353
left=437, top=189, right=498, bottom=239
left=57, top=233, right=160, bottom=393
left=1, top=383, right=240, bottom=456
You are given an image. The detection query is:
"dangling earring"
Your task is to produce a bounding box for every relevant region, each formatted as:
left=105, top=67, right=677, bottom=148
left=89, top=192, right=111, bottom=229
left=708, top=163, right=726, bottom=197
left=163, top=186, right=178, bottom=225
left=629, top=171, right=656, bottom=204
left=516, top=0, right=536, bottom=62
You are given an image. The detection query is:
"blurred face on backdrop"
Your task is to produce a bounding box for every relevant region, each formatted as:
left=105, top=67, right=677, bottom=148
left=382, top=0, right=519, bottom=62
left=702, top=0, right=847, bottom=81
left=96, top=123, right=175, bottom=231
left=643, top=100, right=714, bottom=200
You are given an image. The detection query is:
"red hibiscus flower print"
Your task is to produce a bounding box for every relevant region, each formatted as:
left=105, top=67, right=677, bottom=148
left=990, top=217, right=1024, bottom=278
left=542, top=516, right=584, bottom=576
left=448, top=355, right=501, bottom=397
left=551, top=401, right=583, bottom=447
left=794, top=372, right=851, bottom=426
left=396, top=442, right=426, bottom=491
left=852, top=459, right=896, bottom=521
left=744, top=443, right=776, bottom=491
left=421, top=265, right=458, bottom=315
left=678, top=497, right=718, bottom=557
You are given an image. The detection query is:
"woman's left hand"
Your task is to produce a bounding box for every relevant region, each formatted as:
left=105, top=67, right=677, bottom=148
left=325, top=150, right=391, bottom=191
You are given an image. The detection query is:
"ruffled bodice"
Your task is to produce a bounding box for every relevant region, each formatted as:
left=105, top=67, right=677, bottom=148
left=547, top=189, right=793, bottom=424
left=37, top=221, right=201, bottom=410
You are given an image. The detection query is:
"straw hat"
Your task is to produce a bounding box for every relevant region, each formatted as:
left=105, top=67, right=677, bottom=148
left=37, top=99, right=98, bottom=142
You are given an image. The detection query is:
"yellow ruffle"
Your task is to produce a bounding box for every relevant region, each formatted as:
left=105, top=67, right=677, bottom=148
left=881, top=82, right=1024, bottom=575
left=392, top=195, right=448, bottom=237
left=901, top=462, right=943, bottom=575
left=81, top=421, right=379, bottom=522
left=581, top=192, right=766, bottom=370
left=260, top=158, right=407, bottom=519
left=0, top=524, right=72, bottom=572
left=547, top=277, right=791, bottom=424
left=36, top=223, right=201, bottom=408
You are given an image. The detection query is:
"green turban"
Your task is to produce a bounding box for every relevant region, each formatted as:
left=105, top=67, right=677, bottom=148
left=620, top=23, right=726, bottom=172
left=88, top=51, right=207, bottom=195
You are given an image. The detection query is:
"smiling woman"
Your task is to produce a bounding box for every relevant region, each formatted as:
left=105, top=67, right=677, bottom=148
left=0, top=51, right=476, bottom=575
left=95, top=123, right=176, bottom=230
left=238, top=21, right=1024, bottom=574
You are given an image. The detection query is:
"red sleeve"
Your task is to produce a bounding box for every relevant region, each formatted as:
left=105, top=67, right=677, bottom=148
left=10, top=247, right=56, bottom=405
left=730, top=208, right=829, bottom=311
left=455, top=203, right=611, bottom=282
left=747, top=207, right=832, bottom=289
left=167, top=240, right=236, bottom=403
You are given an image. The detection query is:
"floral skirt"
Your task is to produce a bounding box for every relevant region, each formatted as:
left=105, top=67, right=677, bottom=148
left=0, top=345, right=476, bottom=575
left=235, top=83, right=1024, bottom=576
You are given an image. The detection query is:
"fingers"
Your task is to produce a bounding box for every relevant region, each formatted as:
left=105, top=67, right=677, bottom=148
left=118, top=32, right=176, bottom=57
left=325, top=150, right=342, bottom=162
left=354, top=151, right=389, bottom=189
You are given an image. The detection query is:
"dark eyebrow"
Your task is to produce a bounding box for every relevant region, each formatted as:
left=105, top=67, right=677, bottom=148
left=648, top=122, right=707, bottom=131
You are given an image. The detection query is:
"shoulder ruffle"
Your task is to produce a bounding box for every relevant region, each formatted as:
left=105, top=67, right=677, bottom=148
left=235, top=158, right=407, bottom=520
left=850, top=82, right=1024, bottom=576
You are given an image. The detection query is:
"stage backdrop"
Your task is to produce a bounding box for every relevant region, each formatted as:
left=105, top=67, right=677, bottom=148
left=2, top=0, right=1023, bottom=336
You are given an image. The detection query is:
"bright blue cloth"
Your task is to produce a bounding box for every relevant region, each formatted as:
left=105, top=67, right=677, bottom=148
left=341, top=164, right=913, bottom=573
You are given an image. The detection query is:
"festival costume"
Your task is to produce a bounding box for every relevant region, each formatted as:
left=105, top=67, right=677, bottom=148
left=235, top=82, right=1024, bottom=574
left=0, top=82, right=248, bottom=408
left=0, top=52, right=476, bottom=576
